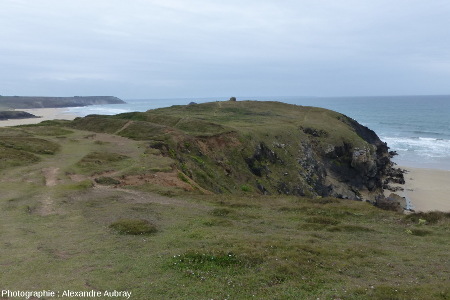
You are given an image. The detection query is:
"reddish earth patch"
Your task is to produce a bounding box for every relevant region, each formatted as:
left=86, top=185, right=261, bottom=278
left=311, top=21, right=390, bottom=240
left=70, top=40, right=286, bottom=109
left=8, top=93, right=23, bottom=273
left=195, top=132, right=241, bottom=155
left=118, top=170, right=212, bottom=194
left=120, top=171, right=193, bottom=191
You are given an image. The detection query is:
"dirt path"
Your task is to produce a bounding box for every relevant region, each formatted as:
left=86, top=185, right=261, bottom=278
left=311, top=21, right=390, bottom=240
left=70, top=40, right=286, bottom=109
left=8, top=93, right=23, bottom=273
left=42, top=167, right=59, bottom=186
left=114, top=121, right=134, bottom=135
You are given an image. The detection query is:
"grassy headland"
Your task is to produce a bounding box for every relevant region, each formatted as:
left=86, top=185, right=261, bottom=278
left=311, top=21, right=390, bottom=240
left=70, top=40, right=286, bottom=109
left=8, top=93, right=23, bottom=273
left=0, top=101, right=448, bottom=299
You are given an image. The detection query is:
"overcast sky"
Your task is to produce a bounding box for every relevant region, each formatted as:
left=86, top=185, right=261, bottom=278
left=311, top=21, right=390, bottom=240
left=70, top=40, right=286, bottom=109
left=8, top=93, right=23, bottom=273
left=1, top=0, right=450, bottom=98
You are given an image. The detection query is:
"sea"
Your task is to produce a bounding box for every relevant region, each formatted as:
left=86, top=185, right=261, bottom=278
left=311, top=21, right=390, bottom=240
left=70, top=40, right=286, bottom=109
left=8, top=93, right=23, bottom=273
left=66, top=95, right=450, bottom=171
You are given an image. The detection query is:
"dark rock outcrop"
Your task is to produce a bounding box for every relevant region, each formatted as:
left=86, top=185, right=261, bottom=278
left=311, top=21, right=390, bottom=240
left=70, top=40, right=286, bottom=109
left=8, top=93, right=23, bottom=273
left=0, top=111, right=38, bottom=120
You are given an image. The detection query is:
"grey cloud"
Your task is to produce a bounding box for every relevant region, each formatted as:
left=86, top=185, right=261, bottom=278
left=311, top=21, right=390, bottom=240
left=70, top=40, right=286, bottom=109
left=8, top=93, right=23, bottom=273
left=1, top=0, right=450, bottom=98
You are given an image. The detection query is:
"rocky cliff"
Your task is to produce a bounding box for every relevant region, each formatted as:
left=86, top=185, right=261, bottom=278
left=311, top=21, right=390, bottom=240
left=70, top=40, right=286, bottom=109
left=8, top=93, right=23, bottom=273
left=70, top=100, right=404, bottom=205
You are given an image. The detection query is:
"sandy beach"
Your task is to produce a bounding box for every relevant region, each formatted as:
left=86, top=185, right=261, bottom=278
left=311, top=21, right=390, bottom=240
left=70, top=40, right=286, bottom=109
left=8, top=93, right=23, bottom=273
left=399, top=166, right=450, bottom=212
left=0, top=108, right=77, bottom=127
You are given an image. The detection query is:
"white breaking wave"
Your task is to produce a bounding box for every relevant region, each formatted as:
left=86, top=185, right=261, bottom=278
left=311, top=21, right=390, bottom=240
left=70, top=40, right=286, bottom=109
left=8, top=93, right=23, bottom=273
left=66, top=106, right=132, bottom=116
left=382, top=136, right=450, bottom=158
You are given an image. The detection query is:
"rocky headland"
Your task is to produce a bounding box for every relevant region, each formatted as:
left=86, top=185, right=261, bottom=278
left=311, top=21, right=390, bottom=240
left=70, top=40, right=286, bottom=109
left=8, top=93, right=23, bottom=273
left=70, top=100, right=405, bottom=209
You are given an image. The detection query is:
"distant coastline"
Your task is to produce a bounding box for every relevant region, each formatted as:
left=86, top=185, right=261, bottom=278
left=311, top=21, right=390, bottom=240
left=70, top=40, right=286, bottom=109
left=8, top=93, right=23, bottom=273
left=0, top=96, right=125, bottom=122
left=0, top=96, right=125, bottom=109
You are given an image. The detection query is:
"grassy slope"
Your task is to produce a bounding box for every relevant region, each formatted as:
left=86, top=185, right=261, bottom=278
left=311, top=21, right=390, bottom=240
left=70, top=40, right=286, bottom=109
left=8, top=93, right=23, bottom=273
left=0, top=111, right=449, bottom=299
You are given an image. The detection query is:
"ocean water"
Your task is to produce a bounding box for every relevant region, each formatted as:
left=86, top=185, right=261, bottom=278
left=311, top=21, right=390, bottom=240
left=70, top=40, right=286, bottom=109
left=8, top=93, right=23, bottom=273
left=66, top=95, right=450, bottom=171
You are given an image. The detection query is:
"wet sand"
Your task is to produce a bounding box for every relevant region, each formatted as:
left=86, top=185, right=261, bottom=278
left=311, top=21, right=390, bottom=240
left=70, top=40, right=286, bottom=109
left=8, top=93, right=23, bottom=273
left=400, top=166, right=450, bottom=212
left=0, top=108, right=77, bottom=127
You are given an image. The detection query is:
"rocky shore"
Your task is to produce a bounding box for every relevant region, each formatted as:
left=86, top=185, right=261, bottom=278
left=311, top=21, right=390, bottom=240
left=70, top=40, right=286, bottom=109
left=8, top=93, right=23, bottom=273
left=0, top=110, right=38, bottom=120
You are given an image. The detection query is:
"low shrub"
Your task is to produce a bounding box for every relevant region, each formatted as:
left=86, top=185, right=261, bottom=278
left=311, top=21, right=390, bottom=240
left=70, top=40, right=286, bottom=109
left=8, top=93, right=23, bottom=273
left=408, top=228, right=433, bottom=236
left=240, top=184, right=252, bottom=192
left=305, top=216, right=340, bottom=225
left=171, top=250, right=262, bottom=272
left=210, top=208, right=233, bottom=217
left=94, top=177, right=121, bottom=185
left=109, top=219, right=157, bottom=235
left=327, top=224, right=375, bottom=232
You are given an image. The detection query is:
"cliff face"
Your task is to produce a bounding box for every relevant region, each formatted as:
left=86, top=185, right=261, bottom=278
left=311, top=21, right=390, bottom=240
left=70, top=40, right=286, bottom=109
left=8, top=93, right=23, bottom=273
left=70, top=100, right=403, bottom=204
left=0, top=96, right=125, bottom=109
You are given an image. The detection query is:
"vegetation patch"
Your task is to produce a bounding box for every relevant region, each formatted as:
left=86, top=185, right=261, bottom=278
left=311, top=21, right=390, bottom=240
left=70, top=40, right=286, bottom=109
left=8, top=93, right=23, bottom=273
left=327, top=224, right=375, bottom=232
left=177, top=172, right=189, bottom=183
left=406, top=228, right=433, bottom=236
left=0, top=137, right=59, bottom=154
left=94, top=176, right=121, bottom=185
left=76, top=151, right=129, bottom=173
left=0, top=127, right=31, bottom=137
left=171, top=250, right=262, bottom=274
left=109, top=219, right=157, bottom=235
left=210, top=208, right=233, bottom=217
left=61, top=180, right=94, bottom=191
left=351, top=284, right=450, bottom=300
left=404, top=211, right=450, bottom=225
left=117, top=121, right=168, bottom=140
left=240, top=184, right=252, bottom=192
left=202, top=218, right=233, bottom=227
left=306, top=197, right=341, bottom=205
left=71, top=116, right=129, bottom=134
left=0, top=146, right=40, bottom=168
left=305, top=216, right=340, bottom=225
left=23, top=126, right=74, bottom=136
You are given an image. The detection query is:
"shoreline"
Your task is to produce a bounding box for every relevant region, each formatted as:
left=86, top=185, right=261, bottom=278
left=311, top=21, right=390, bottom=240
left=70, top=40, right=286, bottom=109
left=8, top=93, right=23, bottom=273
left=0, top=108, right=78, bottom=127
left=398, top=166, right=450, bottom=212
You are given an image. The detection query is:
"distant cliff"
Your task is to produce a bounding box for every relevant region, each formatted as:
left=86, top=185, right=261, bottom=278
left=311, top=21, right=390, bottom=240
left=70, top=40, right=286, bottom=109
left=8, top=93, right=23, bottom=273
left=0, top=96, right=125, bottom=109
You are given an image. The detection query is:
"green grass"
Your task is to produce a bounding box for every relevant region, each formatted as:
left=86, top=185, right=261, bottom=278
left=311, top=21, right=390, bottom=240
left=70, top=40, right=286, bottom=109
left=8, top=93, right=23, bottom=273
left=23, top=126, right=74, bottom=136
left=0, top=145, right=41, bottom=168
left=0, top=137, right=60, bottom=154
left=76, top=151, right=130, bottom=174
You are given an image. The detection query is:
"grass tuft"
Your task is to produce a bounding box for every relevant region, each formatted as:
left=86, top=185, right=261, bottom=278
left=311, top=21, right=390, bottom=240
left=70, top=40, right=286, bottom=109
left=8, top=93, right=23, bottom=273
left=109, top=219, right=157, bottom=235
left=305, top=216, right=340, bottom=225
left=94, top=177, right=121, bottom=185
left=171, top=250, right=262, bottom=273
left=210, top=208, right=233, bottom=217
left=327, top=224, right=375, bottom=232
